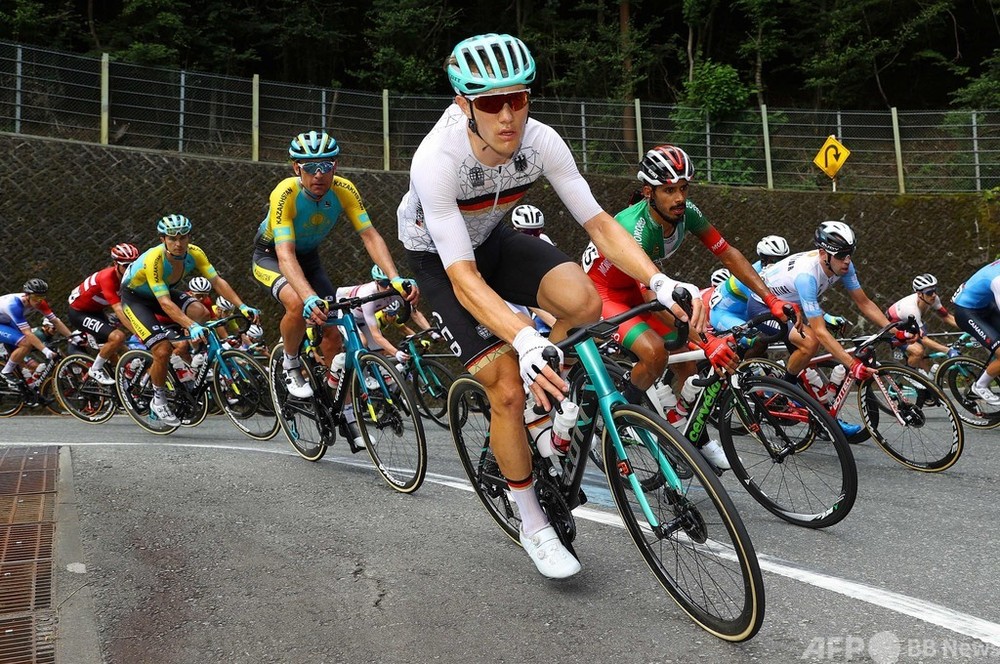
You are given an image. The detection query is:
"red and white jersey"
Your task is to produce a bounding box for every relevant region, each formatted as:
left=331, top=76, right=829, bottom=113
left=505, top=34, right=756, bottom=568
left=886, top=292, right=948, bottom=328
left=69, top=266, right=123, bottom=313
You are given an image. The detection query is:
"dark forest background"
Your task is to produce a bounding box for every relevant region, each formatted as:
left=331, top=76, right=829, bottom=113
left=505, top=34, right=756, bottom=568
left=2, top=0, right=999, bottom=113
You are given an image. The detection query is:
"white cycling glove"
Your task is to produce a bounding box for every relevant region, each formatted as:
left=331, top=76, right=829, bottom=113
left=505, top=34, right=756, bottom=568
left=649, top=273, right=700, bottom=310
left=512, top=326, right=562, bottom=389
left=394, top=350, right=410, bottom=363
left=42, top=347, right=57, bottom=360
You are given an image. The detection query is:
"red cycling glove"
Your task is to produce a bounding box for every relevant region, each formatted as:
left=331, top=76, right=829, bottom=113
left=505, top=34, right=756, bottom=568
left=764, top=293, right=795, bottom=321
left=849, top=360, right=876, bottom=381
left=700, top=335, right=737, bottom=372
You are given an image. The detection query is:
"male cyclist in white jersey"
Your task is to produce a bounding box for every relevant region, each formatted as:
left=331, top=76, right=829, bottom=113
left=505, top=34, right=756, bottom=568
left=746, top=221, right=905, bottom=435
left=885, top=273, right=958, bottom=374
left=398, top=33, right=704, bottom=580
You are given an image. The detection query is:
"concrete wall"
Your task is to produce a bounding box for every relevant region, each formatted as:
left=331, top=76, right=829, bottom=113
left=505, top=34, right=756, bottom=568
left=3, top=132, right=997, bottom=339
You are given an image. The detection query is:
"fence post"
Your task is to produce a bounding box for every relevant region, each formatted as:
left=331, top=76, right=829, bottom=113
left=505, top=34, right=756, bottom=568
left=252, top=74, right=259, bottom=162
left=580, top=102, right=588, bottom=173
left=972, top=111, right=981, bottom=192
left=100, top=53, right=109, bottom=145
left=891, top=107, right=905, bottom=194
left=634, top=98, right=643, bottom=159
left=15, top=46, right=23, bottom=134
left=705, top=117, right=712, bottom=182
left=761, top=104, right=773, bottom=190
left=178, top=70, right=186, bottom=152
left=382, top=89, right=390, bottom=171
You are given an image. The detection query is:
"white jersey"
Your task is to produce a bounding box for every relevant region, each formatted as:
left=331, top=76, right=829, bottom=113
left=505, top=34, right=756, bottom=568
left=397, top=104, right=603, bottom=268
left=334, top=282, right=403, bottom=351
left=761, top=250, right=861, bottom=320
left=886, top=292, right=947, bottom=328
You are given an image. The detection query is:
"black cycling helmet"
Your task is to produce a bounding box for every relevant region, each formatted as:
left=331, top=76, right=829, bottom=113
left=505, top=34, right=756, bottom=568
left=22, top=278, right=49, bottom=295
left=813, top=221, right=857, bottom=255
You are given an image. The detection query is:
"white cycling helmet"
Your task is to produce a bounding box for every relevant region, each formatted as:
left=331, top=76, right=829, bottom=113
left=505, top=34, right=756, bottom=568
left=814, top=221, right=857, bottom=254
left=189, top=276, right=211, bottom=294
left=756, top=235, right=790, bottom=260
left=912, top=273, right=938, bottom=292
left=247, top=324, right=264, bottom=339
left=511, top=204, right=544, bottom=230
left=710, top=268, right=731, bottom=288
left=216, top=296, right=234, bottom=311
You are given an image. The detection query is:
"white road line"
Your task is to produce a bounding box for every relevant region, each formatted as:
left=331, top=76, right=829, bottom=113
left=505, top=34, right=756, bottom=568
left=23, top=440, right=1000, bottom=645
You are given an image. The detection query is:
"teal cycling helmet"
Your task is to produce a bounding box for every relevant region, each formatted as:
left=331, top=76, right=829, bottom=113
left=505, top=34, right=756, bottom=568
left=157, top=214, right=192, bottom=236
left=371, top=265, right=388, bottom=282
left=447, top=33, right=536, bottom=94
left=289, top=131, right=340, bottom=160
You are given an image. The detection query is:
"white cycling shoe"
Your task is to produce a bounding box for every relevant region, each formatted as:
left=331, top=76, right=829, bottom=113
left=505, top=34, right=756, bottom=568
left=520, top=525, right=581, bottom=579
left=971, top=382, right=1000, bottom=406
left=149, top=400, right=180, bottom=427
left=698, top=439, right=731, bottom=470
left=283, top=364, right=313, bottom=399
left=89, top=366, right=115, bottom=385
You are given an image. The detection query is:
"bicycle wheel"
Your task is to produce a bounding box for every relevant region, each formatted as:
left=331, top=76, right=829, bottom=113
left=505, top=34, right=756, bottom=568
left=0, top=384, right=24, bottom=417
left=718, top=375, right=857, bottom=528
left=602, top=404, right=764, bottom=642
left=213, top=350, right=279, bottom=440
left=268, top=343, right=327, bottom=461
left=38, top=377, right=65, bottom=415
left=859, top=365, right=964, bottom=472
left=411, top=358, right=456, bottom=429
left=353, top=352, right=427, bottom=493
left=54, top=353, right=116, bottom=424
left=934, top=356, right=1000, bottom=429
left=449, top=375, right=523, bottom=542
left=114, top=349, right=178, bottom=435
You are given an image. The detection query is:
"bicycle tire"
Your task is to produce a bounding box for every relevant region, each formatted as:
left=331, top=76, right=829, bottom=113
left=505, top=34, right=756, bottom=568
left=213, top=350, right=279, bottom=441
left=353, top=352, right=427, bottom=493
left=114, top=349, right=178, bottom=435
left=738, top=357, right=871, bottom=445
left=268, top=343, right=327, bottom=461
left=933, top=355, right=1000, bottom=429
left=718, top=374, right=857, bottom=528
left=54, top=353, right=116, bottom=424
left=449, top=375, right=521, bottom=543
left=411, top=357, right=456, bottom=429
left=0, top=384, right=24, bottom=417
left=859, top=365, right=964, bottom=472
left=602, top=404, right=764, bottom=642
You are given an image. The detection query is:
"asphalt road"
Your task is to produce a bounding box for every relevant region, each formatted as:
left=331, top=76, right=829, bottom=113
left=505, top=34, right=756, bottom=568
left=5, top=413, right=1000, bottom=664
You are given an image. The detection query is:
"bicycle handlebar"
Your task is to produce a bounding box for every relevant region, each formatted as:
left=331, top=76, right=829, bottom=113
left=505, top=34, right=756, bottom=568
left=403, top=326, right=442, bottom=344
left=322, top=289, right=402, bottom=316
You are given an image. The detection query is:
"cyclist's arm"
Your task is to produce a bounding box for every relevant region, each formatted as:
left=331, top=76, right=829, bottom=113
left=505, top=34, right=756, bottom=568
left=208, top=275, right=248, bottom=311
left=810, top=314, right=856, bottom=367
left=156, top=294, right=198, bottom=331
left=34, top=300, right=72, bottom=339
left=716, top=245, right=773, bottom=306
left=359, top=227, right=419, bottom=304
left=847, top=287, right=892, bottom=329
left=408, top=308, right=432, bottom=331
left=582, top=212, right=705, bottom=332
left=445, top=260, right=538, bottom=344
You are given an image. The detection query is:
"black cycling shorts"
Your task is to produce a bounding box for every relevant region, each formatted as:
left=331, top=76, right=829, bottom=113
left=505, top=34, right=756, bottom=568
left=67, top=308, right=117, bottom=344
left=953, top=304, right=1000, bottom=355
left=120, top=288, right=198, bottom=348
left=252, top=245, right=336, bottom=302
left=407, top=223, right=573, bottom=370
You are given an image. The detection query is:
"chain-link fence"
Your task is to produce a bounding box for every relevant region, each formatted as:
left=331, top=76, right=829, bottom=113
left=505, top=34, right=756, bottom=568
left=2, top=39, right=999, bottom=193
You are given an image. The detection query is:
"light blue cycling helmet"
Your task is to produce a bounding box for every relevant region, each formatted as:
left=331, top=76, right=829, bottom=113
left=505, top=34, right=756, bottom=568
left=447, top=33, right=536, bottom=95
left=157, top=214, right=192, bottom=236
left=288, top=131, right=340, bottom=160
left=371, top=265, right=388, bottom=282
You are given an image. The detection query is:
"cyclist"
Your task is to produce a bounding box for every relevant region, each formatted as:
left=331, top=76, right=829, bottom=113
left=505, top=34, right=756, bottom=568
left=121, top=214, right=261, bottom=426
left=583, top=144, right=793, bottom=468
left=885, top=273, right=958, bottom=374
left=252, top=130, right=416, bottom=400
left=186, top=276, right=214, bottom=311
left=398, top=33, right=705, bottom=580
left=950, top=260, right=1000, bottom=405
left=0, top=279, right=73, bottom=399
left=747, top=221, right=901, bottom=434
left=67, top=243, right=140, bottom=385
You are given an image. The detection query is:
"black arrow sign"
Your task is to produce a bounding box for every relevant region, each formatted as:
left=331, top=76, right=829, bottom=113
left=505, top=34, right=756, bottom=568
left=824, top=144, right=842, bottom=167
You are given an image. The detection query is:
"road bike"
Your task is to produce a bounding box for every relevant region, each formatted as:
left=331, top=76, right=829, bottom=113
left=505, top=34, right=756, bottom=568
left=115, top=315, right=277, bottom=439
left=268, top=290, right=427, bottom=494
left=933, top=337, right=1000, bottom=429
left=449, top=295, right=764, bottom=642
left=52, top=352, right=123, bottom=423
left=740, top=318, right=964, bottom=472
left=396, top=327, right=456, bottom=429
left=0, top=355, right=61, bottom=417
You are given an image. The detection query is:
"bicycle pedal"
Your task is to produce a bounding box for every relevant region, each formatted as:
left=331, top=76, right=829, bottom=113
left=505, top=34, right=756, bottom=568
left=577, top=489, right=588, bottom=506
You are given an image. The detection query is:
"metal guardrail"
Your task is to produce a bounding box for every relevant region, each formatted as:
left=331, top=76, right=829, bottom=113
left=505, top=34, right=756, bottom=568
left=2, top=40, right=998, bottom=194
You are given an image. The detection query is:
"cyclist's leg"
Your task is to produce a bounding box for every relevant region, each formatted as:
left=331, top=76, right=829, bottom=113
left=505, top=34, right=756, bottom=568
left=252, top=245, right=308, bottom=360
left=953, top=304, right=1000, bottom=395
left=68, top=309, right=120, bottom=379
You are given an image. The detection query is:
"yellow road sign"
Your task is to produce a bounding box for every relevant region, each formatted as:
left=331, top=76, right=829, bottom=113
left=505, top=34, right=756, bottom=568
left=813, top=135, right=850, bottom=179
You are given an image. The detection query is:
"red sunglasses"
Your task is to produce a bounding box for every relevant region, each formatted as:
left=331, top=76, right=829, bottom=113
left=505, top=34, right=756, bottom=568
left=466, top=90, right=530, bottom=114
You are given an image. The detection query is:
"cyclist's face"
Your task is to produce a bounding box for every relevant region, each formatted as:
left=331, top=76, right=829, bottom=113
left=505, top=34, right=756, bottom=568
left=294, top=160, right=335, bottom=197
left=827, top=250, right=852, bottom=275
left=162, top=233, right=190, bottom=258
left=459, top=85, right=529, bottom=163
left=647, top=181, right=690, bottom=225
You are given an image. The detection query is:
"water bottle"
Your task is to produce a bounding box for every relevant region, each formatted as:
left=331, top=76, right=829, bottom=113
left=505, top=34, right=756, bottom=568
left=654, top=381, right=677, bottom=411
left=666, top=375, right=700, bottom=426
left=327, top=352, right=346, bottom=390
left=524, top=394, right=554, bottom=455
left=169, top=354, right=195, bottom=384
left=829, top=364, right=848, bottom=389
left=549, top=399, right=580, bottom=455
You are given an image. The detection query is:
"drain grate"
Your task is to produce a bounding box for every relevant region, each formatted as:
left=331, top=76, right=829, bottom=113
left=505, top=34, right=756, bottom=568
left=0, top=447, right=58, bottom=664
